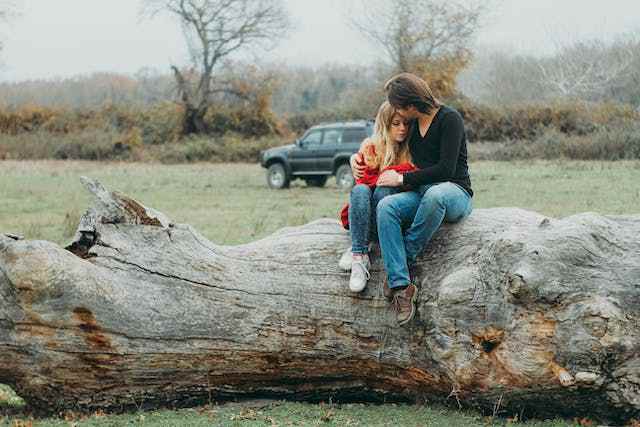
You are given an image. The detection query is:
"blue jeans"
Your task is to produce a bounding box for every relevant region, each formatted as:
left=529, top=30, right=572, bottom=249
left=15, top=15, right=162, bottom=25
left=349, top=184, right=399, bottom=254
left=376, top=182, right=473, bottom=288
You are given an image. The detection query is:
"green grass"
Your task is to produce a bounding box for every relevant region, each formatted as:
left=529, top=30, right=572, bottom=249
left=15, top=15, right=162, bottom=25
left=1, top=159, right=639, bottom=426
left=1, top=400, right=582, bottom=427
left=0, top=384, right=24, bottom=409
left=1, top=160, right=639, bottom=247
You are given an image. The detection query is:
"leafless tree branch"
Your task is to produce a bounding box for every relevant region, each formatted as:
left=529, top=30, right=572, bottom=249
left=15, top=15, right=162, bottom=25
left=537, top=38, right=637, bottom=99
left=142, top=0, right=290, bottom=134
left=350, top=0, right=488, bottom=72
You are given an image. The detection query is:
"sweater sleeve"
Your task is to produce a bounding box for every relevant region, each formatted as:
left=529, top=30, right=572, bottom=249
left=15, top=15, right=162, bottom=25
left=402, top=111, right=464, bottom=187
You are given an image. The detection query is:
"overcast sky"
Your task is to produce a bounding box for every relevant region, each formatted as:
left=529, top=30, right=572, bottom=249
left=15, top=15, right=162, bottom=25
left=0, top=0, right=639, bottom=82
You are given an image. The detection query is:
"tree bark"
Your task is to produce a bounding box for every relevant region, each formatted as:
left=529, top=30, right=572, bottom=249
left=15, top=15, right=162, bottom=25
left=1, top=178, right=639, bottom=421
left=170, top=66, right=208, bottom=136
left=181, top=104, right=208, bottom=135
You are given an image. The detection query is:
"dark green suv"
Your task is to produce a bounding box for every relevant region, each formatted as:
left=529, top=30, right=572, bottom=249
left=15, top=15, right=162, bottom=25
left=259, top=120, right=374, bottom=190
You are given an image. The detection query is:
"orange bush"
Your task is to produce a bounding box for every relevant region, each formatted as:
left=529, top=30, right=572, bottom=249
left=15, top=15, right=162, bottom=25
left=412, top=52, right=471, bottom=100
left=452, top=100, right=639, bottom=142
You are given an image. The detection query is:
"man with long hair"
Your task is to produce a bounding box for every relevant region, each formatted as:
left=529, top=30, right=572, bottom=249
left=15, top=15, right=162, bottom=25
left=374, top=73, right=474, bottom=326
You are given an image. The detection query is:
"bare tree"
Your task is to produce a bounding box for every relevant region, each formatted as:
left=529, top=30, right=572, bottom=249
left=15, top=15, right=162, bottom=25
left=462, top=33, right=640, bottom=106
left=459, top=49, right=549, bottom=106
left=143, top=0, right=289, bottom=135
left=351, top=0, right=488, bottom=72
left=536, top=36, right=638, bottom=101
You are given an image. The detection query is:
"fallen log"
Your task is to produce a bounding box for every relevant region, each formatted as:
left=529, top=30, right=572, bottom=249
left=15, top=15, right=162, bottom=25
left=1, top=177, right=639, bottom=422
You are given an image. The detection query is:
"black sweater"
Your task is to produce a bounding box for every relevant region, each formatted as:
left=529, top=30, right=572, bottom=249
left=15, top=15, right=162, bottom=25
left=402, top=105, right=473, bottom=197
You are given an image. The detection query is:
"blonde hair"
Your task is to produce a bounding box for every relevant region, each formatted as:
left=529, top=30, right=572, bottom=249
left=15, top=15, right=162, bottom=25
left=365, top=101, right=411, bottom=170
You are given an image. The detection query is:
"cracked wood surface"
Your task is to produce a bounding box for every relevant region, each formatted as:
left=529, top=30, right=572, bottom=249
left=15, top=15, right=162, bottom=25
left=1, top=177, right=639, bottom=421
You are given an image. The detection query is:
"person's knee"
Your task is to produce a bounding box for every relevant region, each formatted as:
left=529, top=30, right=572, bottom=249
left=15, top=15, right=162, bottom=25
left=351, top=184, right=371, bottom=196
left=372, top=186, right=393, bottom=200
left=376, top=197, right=391, bottom=214
left=421, top=186, right=448, bottom=209
left=376, top=197, right=397, bottom=220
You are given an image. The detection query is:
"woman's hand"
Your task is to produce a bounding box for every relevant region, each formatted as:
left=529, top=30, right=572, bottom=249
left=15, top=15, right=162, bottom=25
left=377, top=170, right=402, bottom=187
left=350, top=152, right=365, bottom=180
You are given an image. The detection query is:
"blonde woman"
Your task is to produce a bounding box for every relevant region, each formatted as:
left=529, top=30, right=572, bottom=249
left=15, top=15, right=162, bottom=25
left=339, top=101, right=415, bottom=293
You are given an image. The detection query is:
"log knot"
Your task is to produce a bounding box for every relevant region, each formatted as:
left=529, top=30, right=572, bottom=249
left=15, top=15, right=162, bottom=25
left=473, top=327, right=504, bottom=354
left=506, top=273, right=526, bottom=297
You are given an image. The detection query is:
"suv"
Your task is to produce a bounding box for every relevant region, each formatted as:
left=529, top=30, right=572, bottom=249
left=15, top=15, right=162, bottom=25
left=260, top=120, right=374, bottom=190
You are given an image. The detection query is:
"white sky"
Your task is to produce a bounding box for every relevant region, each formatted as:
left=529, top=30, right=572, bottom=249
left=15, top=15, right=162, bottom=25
left=0, top=0, right=639, bottom=82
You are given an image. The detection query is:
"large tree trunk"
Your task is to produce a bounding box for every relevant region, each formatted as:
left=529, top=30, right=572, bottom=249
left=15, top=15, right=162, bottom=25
left=180, top=104, right=207, bottom=135
left=1, top=178, right=639, bottom=422
left=171, top=65, right=208, bottom=136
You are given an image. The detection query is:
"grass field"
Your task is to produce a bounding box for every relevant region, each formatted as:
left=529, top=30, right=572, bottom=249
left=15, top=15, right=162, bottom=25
left=1, top=160, right=639, bottom=246
left=0, top=399, right=587, bottom=427
left=1, top=159, right=639, bottom=426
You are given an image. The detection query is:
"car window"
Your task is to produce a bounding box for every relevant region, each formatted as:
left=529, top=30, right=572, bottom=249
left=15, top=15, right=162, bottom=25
left=342, top=128, right=368, bottom=144
left=323, top=129, right=342, bottom=145
left=301, top=130, right=322, bottom=145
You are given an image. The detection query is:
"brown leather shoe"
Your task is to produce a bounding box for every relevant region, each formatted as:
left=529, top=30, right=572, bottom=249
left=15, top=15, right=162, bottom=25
left=384, top=269, right=417, bottom=300
left=391, top=284, right=418, bottom=326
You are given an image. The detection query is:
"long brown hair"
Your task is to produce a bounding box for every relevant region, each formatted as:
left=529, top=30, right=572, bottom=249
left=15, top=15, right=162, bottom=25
left=384, top=72, right=440, bottom=114
left=367, top=101, right=411, bottom=170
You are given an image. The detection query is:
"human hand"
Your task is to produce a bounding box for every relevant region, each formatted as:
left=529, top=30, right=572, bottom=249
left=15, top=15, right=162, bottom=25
left=350, top=153, right=365, bottom=180
left=377, top=170, right=402, bottom=187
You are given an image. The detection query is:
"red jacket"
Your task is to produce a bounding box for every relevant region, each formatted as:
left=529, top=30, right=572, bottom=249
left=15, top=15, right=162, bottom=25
left=340, top=160, right=416, bottom=230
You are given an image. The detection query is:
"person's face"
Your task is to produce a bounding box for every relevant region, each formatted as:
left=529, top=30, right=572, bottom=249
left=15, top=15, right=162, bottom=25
left=395, top=105, right=419, bottom=120
left=389, top=113, right=409, bottom=143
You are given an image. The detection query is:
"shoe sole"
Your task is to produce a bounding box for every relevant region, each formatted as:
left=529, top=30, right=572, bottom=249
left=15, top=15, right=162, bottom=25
left=397, top=286, right=417, bottom=326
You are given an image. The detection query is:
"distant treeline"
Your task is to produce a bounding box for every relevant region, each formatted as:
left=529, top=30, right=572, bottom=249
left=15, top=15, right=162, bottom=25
left=1, top=35, right=639, bottom=163
left=1, top=100, right=638, bottom=163
left=0, top=64, right=384, bottom=117
left=2, top=34, right=639, bottom=112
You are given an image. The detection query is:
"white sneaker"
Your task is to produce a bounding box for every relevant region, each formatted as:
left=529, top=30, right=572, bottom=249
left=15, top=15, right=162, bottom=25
left=338, top=248, right=352, bottom=271
left=339, top=243, right=375, bottom=271
left=349, top=254, right=371, bottom=293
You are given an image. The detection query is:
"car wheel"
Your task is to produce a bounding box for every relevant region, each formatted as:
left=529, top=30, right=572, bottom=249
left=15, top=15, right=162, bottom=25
left=303, top=176, right=328, bottom=188
left=266, top=163, right=290, bottom=189
left=335, top=164, right=354, bottom=191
